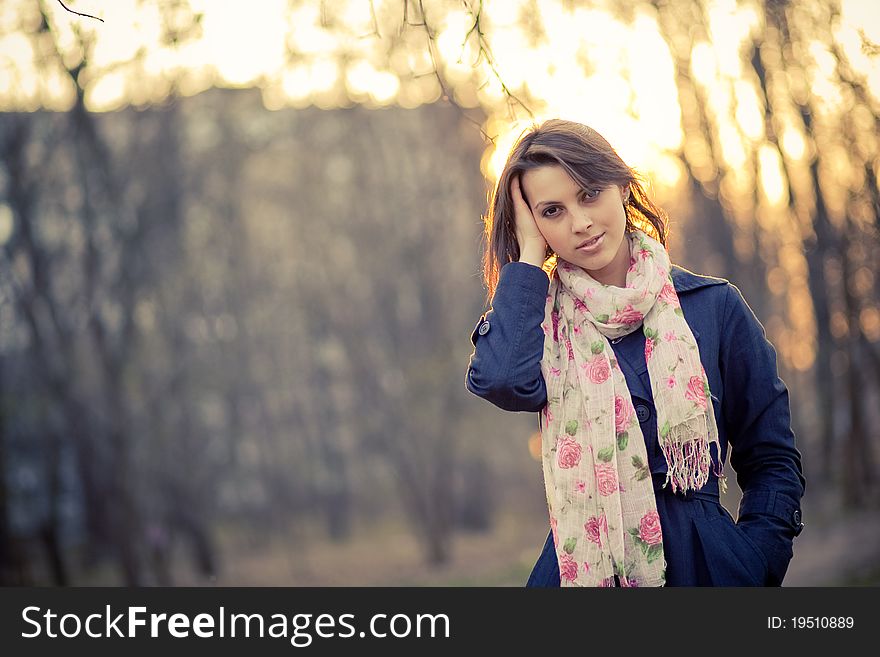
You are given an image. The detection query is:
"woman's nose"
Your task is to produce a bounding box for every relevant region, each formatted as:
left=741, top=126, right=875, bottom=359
left=571, top=211, right=593, bottom=232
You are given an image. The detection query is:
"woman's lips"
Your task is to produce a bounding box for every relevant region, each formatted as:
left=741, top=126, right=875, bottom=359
left=577, top=233, right=604, bottom=253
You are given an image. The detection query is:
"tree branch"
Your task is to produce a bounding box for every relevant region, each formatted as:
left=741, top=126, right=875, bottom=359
left=57, top=0, right=103, bottom=23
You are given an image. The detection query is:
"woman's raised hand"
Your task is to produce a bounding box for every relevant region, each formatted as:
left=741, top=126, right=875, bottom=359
left=511, top=175, right=547, bottom=263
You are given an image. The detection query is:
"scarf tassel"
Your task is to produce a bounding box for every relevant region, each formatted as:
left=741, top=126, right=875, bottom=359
left=660, top=426, right=713, bottom=495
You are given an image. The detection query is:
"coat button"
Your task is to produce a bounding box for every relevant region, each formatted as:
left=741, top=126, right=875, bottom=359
left=792, top=509, right=804, bottom=536
left=635, top=403, right=651, bottom=423
left=478, top=321, right=490, bottom=335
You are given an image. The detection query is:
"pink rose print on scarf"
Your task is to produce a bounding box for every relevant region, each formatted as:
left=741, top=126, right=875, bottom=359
left=549, top=366, right=561, bottom=377
left=584, top=513, right=609, bottom=548
left=611, top=304, right=644, bottom=326
left=585, top=355, right=610, bottom=384
left=594, top=462, right=619, bottom=496
left=639, top=248, right=652, bottom=260
left=644, top=336, right=655, bottom=363
left=599, top=576, right=617, bottom=587
left=628, top=256, right=637, bottom=272
left=638, top=510, right=663, bottom=545
left=685, top=376, right=708, bottom=410
left=575, top=480, right=586, bottom=493
left=564, top=334, right=575, bottom=361
left=663, top=330, right=676, bottom=342
left=556, top=436, right=582, bottom=469
left=551, top=309, right=560, bottom=342
left=585, top=287, right=596, bottom=300
left=559, top=552, right=579, bottom=583
left=614, top=395, right=634, bottom=434
left=550, top=515, right=559, bottom=549
left=659, top=282, right=681, bottom=308
left=573, top=298, right=588, bottom=314
left=543, top=404, right=554, bottom=426
left=666, top=375, right=676, bottom=389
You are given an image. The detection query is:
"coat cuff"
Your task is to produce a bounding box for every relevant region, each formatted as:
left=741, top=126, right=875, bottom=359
left=497, top=261, right=551, bottom=294
left=739, top=489, right=804, bottom=536
left=736, top=489, right=804, bottom=585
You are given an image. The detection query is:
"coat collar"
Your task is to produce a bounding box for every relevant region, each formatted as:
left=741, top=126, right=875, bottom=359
left=670, top=264, right=728, bottom=294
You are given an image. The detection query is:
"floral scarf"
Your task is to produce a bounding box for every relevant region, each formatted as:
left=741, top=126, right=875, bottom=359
left=538, top=228, right=724, bottom=587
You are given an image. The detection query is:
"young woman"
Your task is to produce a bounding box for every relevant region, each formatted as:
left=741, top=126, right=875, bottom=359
left=465, top=119, right=806, bottom=587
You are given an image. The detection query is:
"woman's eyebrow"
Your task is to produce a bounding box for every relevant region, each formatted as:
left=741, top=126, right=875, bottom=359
left=534, top=184, right=603, bottom=209
left=533, top=192, right=581, bottom=210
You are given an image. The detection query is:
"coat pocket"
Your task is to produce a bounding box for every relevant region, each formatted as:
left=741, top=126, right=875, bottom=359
left=692, top=506, right=769, bottom=586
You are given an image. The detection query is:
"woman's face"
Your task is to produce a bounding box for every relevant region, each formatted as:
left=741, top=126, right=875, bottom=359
left=521, top=165, right=631, bottom=288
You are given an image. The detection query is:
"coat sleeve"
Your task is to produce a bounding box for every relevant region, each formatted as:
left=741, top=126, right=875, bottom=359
left=464, top=261, right=549, bottom=412
left=720, top=282, right=806, bottom=586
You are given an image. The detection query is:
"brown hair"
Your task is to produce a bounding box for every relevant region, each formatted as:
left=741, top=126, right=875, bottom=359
left=479, top=119, right=670, bottom=305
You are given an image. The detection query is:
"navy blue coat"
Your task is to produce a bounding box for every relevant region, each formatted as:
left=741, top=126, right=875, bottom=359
left=465, top=261, right=806, bottom=586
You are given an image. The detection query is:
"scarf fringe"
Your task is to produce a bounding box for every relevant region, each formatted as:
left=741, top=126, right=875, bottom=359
left=660, top=423, right=713, bottom=494
left=713, top=459, right=728, bottom=495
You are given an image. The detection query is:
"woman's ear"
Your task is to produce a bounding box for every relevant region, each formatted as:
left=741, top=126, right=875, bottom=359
left=620, top=184, right=630, bottom=204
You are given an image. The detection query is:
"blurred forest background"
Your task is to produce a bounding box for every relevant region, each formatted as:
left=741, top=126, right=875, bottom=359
left=0, top=0, right=878, bottom=586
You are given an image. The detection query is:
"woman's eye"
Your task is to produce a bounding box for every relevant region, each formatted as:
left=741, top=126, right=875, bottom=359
left=542, top=190, right=599, bottom=217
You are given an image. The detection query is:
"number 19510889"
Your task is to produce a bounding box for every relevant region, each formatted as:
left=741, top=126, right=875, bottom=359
left=768, top=616, right=854, bottom=629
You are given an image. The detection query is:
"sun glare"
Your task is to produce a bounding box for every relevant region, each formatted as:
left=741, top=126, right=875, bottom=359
left=1, top=0, right=877, bottom=195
